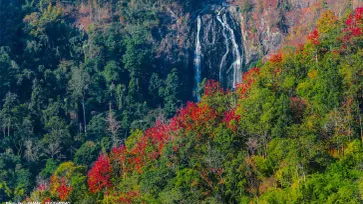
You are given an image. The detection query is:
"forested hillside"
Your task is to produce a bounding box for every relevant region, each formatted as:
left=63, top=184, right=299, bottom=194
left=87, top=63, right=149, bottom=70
left=0, top=0, right=193, bottom=201
left=26, top=6, right=363, bottom=203
left=0, top=0, right=363, bottom=203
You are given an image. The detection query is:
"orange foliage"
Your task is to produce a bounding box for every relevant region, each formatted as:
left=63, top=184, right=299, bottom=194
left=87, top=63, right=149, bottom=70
left=50, top=176, right=72, bottom=201
left=269, top=53, right=283, bottom=63
left=308, top=70, right=318, bottom=79
left=317, top=10, right=339, bottom=33
left=236, top=68, right=260, bottom=98
left=57, top=178, right=72, bottom=201
left=118, top=190, right=140, bottom=204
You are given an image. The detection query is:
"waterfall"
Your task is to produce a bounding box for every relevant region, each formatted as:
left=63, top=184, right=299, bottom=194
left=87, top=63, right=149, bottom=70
left=216, top=8, right=242, bottom=88
left=192, top=5, right=243, bottom=94
left=193, top=15, right=202, bottom=101
left=216, top=10, right=229, bottom=87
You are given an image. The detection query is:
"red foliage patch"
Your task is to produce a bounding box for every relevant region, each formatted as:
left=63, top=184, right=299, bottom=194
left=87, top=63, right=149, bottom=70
left=269, top=53, right=283, bottom=63
left=86, top=81, right=229, bottom=193
left=125, top=118, right=182, bottom=173
left=119, top=190, right=140, bottom=204
left=307, top=29, right=320, bottom=45
left=204, top=80, right=224, bottom=97
left=88, top=155, right=112, bottom=193
left=223, top=108, right=241, bottom=132
left=38, top=183, right=46, bottom=192
left=42, top=197, right=51, bottom=204
left=345, top=8, right=363, bottom=37
left=339, top=7, right=363, bottom=52
left=177, top=102, right=219, bottom=137
left=236, top=68, right=260, bottom=98
left=111, top=145, right=127, bottom=162
left=57, top=178, right=72, bottom=201
left=144, top=120, right=173, bottom=153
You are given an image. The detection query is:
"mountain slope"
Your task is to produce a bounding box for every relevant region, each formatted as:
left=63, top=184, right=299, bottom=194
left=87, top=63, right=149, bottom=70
left=27, top=7, right=363, bottom=203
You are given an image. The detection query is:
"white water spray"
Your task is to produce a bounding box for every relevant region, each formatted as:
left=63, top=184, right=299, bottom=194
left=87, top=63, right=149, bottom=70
left=193, top=16, right=202, bottom=101
left=216, top=8, right=242, bottom=88
left=216, top=10, right=229, bottom=87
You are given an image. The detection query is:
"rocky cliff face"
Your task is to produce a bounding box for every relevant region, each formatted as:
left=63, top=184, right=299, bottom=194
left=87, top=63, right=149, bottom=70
left=68, top=0, right=363, bottom=96
left=236, top=0, right=363, bottom=65
left=158, top=0, right=363, bottom=92
left=152, top=1, right=245, bottom=93
left=191, top=4, right=244, bottom=92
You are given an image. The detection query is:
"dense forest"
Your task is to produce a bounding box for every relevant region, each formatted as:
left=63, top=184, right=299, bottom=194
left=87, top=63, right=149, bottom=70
left=0, top=0, right=363, bottom=203
left=0, top=0, right=197, bottom=202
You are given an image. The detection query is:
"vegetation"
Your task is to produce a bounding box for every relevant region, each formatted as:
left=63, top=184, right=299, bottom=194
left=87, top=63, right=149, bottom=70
left=0, top=0, right=363, bottom=203
left=0, top=0, right=188, bottom=201
left=30, top=7, right=363, bottom=203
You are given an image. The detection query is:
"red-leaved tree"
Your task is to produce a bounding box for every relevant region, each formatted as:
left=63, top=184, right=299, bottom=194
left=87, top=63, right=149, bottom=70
left=223, top=108, right=241, bottom=132
left=340, top=7, right=363, bottom=52
left=345, top=7, right=363, bottom=37
left=203, top=80, right=224, bottom=97
left=57, top=178, right=72, bottom=201
left=88, top=154, right=112, bottom=193
left=307, top=29, right=320, bottom=45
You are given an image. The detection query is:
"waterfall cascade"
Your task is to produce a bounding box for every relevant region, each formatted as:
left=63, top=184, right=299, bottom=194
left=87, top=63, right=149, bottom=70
left=193, top=16, right=202, bottom=101
left=192, top=4, right=244, bottom=98
left=216, top=10, right=230, bottom=87
left=216, top=8, right=242, bottom=88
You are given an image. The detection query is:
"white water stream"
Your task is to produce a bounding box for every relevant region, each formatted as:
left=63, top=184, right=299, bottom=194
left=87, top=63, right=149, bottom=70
left=193, top=15, right=202, bottom=101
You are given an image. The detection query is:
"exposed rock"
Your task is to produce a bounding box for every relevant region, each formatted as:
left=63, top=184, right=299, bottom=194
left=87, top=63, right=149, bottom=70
left=63, top=0, right=363, bottom=94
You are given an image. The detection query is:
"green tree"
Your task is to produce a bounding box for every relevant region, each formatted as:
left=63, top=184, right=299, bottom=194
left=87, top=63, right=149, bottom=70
left=68, top=66, right=91, bottom=133
left=41, top=117, right=71, bottom=160
left=161, top=68, right=181, bottom=117
left=0, top=92, right=18, bottom=138
left=74, top=141, right=100, bottom=166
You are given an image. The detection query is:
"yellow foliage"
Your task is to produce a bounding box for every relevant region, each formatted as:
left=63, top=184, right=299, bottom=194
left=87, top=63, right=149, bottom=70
left=53, top=162, right=76, bottom=177
left=24, top=2, right=63, bottom=36
left=359, top=178, right=363, bottom=200
left=317, top=10, right=339, bottom=33
left=126, top=129, right=143, bottom=151
left=308, top=69, right=318, bottom=79
left=50, top=162, right=80, bottom=196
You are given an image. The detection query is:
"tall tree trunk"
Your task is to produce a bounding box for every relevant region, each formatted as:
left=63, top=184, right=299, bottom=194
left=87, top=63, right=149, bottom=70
left=82, top=97, right=87, bottom=133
